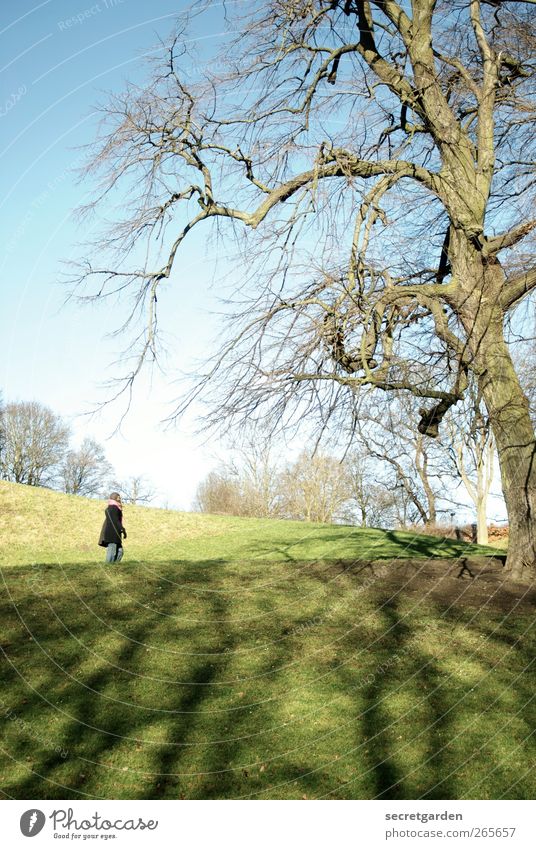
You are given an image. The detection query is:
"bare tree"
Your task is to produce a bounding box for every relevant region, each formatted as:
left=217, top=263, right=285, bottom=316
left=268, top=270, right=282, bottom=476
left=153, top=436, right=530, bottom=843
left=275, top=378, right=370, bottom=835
left=0, top=401, right=70, bottom=487
left=196, top=427, right=282, bottom=516
left=114, top=474, right=156, bottom=505
left=346, top=451, right=377, bottom=527
left=345, top=450, right=397, bottom=527
left=195, top=469, right=244, bottom=515
left=196, top=449, right=351, bottom=522
left=225, top=426, right=283, bottom=517
left=75, top=1, right=536, bottom=579
left=280, top=451, right=351, bottom=523
left=60, top=437, right=114, bottom=497
left=442, top=385, right=495, bottom=544
left=196, top=441, right=400, bottom=525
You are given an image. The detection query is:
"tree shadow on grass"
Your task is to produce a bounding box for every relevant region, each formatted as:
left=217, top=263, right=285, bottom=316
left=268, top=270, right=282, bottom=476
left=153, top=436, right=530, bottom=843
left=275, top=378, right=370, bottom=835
left=0, top=560, right=243, bottom=798
left=247, top=527, right=497, bottom=565
left=1, top=611, right=174, bottom=798
left=356, top=598, right=414, bottom=799
left=334, top=592, right=536, bottom=800
left=425, top=605, right=536, bottom=800
left=381, top=530, right=498, bottom=561
left=2, top=556, right=532, bottom=801
left=329, top=596, right=463, bottom=799
left=0, top=558, right=315, bottom=799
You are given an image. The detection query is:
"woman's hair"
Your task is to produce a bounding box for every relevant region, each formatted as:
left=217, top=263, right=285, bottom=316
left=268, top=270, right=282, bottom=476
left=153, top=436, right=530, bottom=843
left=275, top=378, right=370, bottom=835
left=109, top=491, right=122, bottom=501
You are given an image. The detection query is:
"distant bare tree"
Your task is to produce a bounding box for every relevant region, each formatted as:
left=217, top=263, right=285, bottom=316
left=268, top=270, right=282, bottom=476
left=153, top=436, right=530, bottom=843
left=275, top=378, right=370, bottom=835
left=0, top=401, right=70, bottom=487
left=346, top=452, right=374, bottom=528
left=346, top=451, right=399, bottom=528
left=195, top=469, right=244, bottom=515
left=383, top=483, right=426, bottom=530
left=61, top=437, right=113, bottom=497
left=227, top=427, right=282, bottom=518
left=196, top=424, right=283, bottom=517
left=443, top=386, right=495, bottom=544
left=114, top=474, right=156, bottom=505
left=197, top=447, right=352, bottom=522
left=280, top=451, right=351, bottom=523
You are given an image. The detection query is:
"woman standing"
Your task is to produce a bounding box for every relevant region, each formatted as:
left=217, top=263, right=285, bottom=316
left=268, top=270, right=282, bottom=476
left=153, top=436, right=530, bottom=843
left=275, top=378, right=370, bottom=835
left=98, top=492, right=127, bottom=563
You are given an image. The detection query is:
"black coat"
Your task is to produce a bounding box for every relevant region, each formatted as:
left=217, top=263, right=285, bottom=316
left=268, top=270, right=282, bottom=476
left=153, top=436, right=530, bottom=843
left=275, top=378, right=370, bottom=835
left=98, top=505, right=126, bottom=547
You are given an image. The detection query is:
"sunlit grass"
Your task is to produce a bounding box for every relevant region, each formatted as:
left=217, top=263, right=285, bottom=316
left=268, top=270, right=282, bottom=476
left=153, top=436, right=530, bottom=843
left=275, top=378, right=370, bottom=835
left=0, top=480, right=498, bottom=567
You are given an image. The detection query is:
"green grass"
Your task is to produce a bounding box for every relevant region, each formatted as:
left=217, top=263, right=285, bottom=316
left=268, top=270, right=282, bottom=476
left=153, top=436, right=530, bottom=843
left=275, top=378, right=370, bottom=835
left=1, top=481, right=534, bottom=800
left=0, top=480, right=499, bottom=566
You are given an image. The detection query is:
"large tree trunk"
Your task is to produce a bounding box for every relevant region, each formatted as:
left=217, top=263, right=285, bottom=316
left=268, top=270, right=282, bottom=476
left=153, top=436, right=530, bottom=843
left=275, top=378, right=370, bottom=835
left=480, top=343, right=536, bottom=581
left=465, top=310, right=535, bottom=579
left=453, top=245, right=536, bottom=581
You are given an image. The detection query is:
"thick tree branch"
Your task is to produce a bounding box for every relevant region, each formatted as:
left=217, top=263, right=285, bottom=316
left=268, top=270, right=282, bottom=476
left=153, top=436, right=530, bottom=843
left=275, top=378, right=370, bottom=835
left=152, top=154, right=440, bottom=280
left=354, top=1, right=419, bottom=108
left=483, top=218, right=536, bottom=258
left=500, top=265, right=536, bottom=310
left=417, top=364, right=469, bottom=438
left=291, top=370, right=464, bottom=401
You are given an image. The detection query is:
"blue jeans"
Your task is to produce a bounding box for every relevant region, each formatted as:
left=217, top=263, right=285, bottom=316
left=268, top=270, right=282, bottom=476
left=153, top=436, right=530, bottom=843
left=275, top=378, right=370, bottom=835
left=105, top=543, right=123, bottom=563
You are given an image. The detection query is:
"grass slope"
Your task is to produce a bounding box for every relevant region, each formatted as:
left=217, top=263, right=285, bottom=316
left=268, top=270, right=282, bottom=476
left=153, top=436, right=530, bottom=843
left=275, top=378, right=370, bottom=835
left=1, top=481, right=534, bottom=801
left=0, top=480, right=498, bottom=566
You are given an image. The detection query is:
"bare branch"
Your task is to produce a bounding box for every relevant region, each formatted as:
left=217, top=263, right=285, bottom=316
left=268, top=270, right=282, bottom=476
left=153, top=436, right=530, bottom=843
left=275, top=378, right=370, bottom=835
left=484, top=218, right=536, bottom=258
left=500, top=264, right=536, bottom=310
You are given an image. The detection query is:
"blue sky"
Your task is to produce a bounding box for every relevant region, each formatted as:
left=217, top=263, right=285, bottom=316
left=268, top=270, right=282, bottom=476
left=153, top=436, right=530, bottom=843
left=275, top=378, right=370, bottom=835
left=0, top=0, right=244, bottom=508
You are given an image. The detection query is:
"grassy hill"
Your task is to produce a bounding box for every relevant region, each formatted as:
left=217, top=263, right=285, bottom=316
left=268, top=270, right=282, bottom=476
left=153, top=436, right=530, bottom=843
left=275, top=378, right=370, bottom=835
left=0, top=479, right=498, bottom=566
left=1, top=481, right=534, bottom=801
